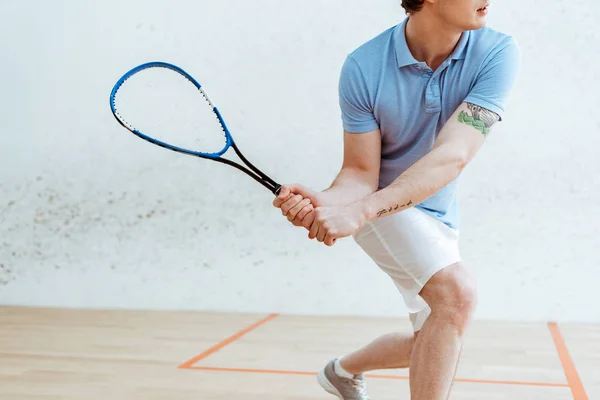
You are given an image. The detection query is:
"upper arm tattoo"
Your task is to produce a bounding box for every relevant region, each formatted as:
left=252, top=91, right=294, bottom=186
left=457, top=103, right=500, bottom=137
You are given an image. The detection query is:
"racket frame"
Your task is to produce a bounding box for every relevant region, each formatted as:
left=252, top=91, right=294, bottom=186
left=110, top=61, right=281, bottom=195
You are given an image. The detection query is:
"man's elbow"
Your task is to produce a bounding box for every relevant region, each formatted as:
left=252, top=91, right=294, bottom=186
left=437, top=139, right=477, bottom=173
left=446, top=149, right=472, bottom=178
left=455, top=155, right=469, bottom=172
left=436, top=128, right=484, bottom=176
left=344, top=166, right=379, bottom=193
left=358, top=169, right=380, bottom=193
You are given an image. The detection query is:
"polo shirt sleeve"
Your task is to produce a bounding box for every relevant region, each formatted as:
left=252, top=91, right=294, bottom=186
left=338, top=55, right=379, bottom=133
left=464, top=36, right=521, bottom=121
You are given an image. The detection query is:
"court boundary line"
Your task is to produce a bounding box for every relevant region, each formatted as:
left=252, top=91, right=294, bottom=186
left=178, top=314, right=574, bottom=390
left=184, top=365, right=571, bottom=389
left=548, top=322, right=588, bottom=400
left=178, top=313, right=279, bottom=369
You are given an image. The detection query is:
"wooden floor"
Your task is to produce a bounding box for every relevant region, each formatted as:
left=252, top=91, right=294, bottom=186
left=0, top=307, right=597, bottom=399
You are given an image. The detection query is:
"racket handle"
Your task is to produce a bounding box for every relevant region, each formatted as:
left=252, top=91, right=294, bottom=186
left=273, top=184, right=282, bottom=196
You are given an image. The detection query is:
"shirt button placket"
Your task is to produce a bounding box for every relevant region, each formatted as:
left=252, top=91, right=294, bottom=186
left=420, top=69, right=433, bottom=110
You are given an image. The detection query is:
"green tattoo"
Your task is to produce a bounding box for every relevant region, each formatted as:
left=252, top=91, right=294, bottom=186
left=458, top=103, right=500, bottom=136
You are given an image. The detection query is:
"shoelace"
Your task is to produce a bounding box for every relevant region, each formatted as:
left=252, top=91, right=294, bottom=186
left=350, top=378, right=370, bottom=399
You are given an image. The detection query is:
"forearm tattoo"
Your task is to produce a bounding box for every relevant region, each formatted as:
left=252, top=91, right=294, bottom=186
left=458, top=103, right=500, bottom=136
left=376, top=200, right=413, bottom=218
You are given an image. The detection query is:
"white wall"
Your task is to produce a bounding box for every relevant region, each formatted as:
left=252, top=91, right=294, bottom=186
left=1, top=0, right=599, bottom=323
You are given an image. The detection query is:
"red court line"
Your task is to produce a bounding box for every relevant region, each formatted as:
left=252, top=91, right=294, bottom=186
left=187, top=366, right=570, bottom=388
left=178, top=313, right=279, bottom=369
left=548, top=322, right=588, bottom=400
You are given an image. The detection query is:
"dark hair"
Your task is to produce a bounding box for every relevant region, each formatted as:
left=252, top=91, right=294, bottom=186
left=401, top=0, right=425, bottom=14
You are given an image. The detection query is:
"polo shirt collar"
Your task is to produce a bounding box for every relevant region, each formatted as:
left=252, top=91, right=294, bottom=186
left=394, top=17, right=470, bottom=68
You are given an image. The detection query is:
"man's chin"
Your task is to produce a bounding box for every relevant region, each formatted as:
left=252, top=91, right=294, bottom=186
left=465, top=20, right=487, bottom=31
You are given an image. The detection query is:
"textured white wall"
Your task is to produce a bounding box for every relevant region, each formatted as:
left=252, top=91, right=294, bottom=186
left=1, top=0, right=599, bottom=323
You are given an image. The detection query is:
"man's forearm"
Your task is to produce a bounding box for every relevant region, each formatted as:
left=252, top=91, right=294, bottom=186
left=356, top=145, right=464, bottom=221
left=320, top=167, right=378, bottom=206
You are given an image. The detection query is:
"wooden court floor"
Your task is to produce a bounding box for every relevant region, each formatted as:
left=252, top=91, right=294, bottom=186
left=0, top=306, right=597, bottom=399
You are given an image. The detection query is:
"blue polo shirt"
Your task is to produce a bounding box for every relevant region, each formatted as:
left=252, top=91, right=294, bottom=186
left=339, top=18, right=520, bottom=230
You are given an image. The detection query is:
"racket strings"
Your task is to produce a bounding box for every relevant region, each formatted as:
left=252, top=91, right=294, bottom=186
left=198, top=88, right=229, bottom=142
left=111, top=78, right=136, bottom=131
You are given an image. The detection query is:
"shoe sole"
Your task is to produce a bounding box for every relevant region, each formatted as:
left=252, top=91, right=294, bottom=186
left=317, top=368, right=343, bottom=399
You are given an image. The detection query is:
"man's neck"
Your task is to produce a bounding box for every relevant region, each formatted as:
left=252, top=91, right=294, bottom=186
left=405, top=13, right=463, bottom=71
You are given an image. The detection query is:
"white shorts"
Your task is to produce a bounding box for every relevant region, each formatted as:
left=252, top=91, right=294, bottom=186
left=352, top=207, right=461, bottom=332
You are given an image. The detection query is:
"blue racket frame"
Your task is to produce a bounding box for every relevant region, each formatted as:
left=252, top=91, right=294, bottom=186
left=110, top=61, right=281, bottom=195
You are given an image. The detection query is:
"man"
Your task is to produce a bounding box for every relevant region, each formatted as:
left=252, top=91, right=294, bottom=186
left=273, top=0, right=520, bottom=399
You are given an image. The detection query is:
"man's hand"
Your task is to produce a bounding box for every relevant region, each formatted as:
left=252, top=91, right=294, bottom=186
left=272, top=184, right=323, bottom=228
left=307, top=203, right=367, bottom=246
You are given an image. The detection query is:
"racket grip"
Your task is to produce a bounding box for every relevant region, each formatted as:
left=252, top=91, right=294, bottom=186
left=273, top=184, right=282, bottom=196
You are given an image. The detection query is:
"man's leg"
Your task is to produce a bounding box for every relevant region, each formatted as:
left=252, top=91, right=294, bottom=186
left=338, top=306, right=427, bottom=374
left=317, top=330, right=420, bottom=400
left=317, top=208, right=465, bottom=400
left=329, top=262, right=475, bottom=400
left=409, top=262, right=477, bottom=399
left=337, top=331, right=419, bottom=374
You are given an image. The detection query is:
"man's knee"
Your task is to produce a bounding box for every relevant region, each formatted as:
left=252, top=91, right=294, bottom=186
left=420, top=262, right=478, bottom=327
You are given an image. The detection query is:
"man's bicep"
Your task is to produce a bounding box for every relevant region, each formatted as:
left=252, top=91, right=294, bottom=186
left=457, top=102, right=501, bottom=137
left=342, top=129, right=381, bottom=177
left=434, top=102, right=500, bottom=163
